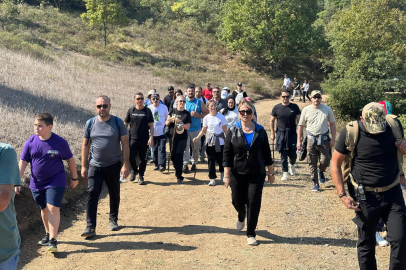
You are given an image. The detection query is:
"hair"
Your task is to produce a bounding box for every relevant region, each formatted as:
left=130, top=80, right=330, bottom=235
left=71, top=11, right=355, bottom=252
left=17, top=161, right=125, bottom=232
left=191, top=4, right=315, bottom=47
left=238, top=99, right=255, bottom=112
left=281, top=90, right=290, bottom=96
left=134, top=92, right=143, bottom=99
left=175, top=95, right=186, bottom=105
left=206, top=82, right=210, bottom=86
left=96, top=95, right=111, bottom=103
left=175, top=89, right=183, bottom=96
left=206, top=99, right=216, bottom=109
left=213, top=87, right=220, bottom=91
left=195, top=86, right=202, bottom=91
left=35, top=112, right=53, bottom=126
left=304, top=79, right=308, bottom=83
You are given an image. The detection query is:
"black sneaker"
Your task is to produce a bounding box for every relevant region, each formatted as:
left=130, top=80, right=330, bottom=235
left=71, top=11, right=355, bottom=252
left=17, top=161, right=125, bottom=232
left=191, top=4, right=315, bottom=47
left=153, top=166, right=159, bottom=171
left=182, top=164, right=189, bottom=173
left=130, top=171, right=137, bottom=182
left=109, top=221, right=119, bottom=231
left=319, top=172, right=326, bottom=184
left=177, top=178, right=184, bottom=184
left=47, top=238, right=57, bottom=253
left=81, top=226, right=96, bottom=238
left=159, top=166, right=165, bottom=172
left=191, top=163, right=196, bottom=171
left=138, top=176, right=145, bottom=185
left=38, top=233, right=49, bottom=246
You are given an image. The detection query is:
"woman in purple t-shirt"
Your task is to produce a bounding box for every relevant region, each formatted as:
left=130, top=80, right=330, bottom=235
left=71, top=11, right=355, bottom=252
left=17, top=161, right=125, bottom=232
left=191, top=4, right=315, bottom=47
left=16, top=113, right=78, bottom=253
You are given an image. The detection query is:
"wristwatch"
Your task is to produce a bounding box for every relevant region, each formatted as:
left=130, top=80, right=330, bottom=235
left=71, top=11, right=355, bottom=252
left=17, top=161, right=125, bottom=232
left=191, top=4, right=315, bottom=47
left=71, top=178, right=79, bottom=181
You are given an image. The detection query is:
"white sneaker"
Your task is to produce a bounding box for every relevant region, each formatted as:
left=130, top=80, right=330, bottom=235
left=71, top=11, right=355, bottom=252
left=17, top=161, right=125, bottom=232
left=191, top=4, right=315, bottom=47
left=247, top=237, right=258, bottom=246
left=376, top=232, right=389, bottom=247
left=220, top=172, right=224, bottom=182
left=281, top=172, right=289, bottom=181
left=288, top=163, right=296, bottom=176
left=236, top=220, right=245, bottom=231
left=208, top=179, right=216, bottom=186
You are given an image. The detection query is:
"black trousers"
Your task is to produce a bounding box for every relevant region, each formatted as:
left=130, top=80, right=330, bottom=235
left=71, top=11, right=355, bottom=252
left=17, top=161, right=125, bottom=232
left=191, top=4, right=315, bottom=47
left=302, top=91, right=311, bottom=101
left=171, top=139, right=187, bottom=180
left=86, top=162, right=121, bottom=228
left=206, top=145, right=224, bottom=179
left=129, top=140, right=148, bottom=177
left=230, top=173, right=265, bottom=237
left=152, top=135, right=166, bottom=167
left=350, top=184, right=406, bottom=270
left=279, top=136, right=297, bottom=172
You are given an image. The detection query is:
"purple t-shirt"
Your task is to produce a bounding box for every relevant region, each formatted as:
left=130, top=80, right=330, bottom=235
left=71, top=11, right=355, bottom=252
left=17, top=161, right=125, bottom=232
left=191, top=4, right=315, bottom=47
left=21, top=133, right=73, bottom=190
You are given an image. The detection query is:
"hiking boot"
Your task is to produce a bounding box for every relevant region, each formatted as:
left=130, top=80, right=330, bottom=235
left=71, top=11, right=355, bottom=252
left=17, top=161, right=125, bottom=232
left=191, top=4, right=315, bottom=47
left=159, top=165, right=165, bottom=172
left=38, top=232, right=49, bottom=246
left=376, top=232, right=389, bottom=247
left=312, top=183, right=320, bottom=192
left=318, top=172, right=326, bottom=184
left=129, top=171, right=136, bottom=182
left=288, top=163, right=296, bottom=176
left=247, top=237, right=258, bottom=246
left=191, top=163, right=196, bottom=171
left=81, top=226, right=96, bottom=238
left=153, top=166, right=159, bottom=171
left=208, top=179, right=216, bottom=186
left=177, top=178, right=184, bottom=184
left=138, top=176, right=145, bottom=185
left=182, top=164, right=189, bottom=173
left=109, top=221, right=119, bottom=231
left=236, top=220, right=245, bottom=231
left=281, top=172, right=289, bottom=181
left=47, top=238, right=58, bottom=253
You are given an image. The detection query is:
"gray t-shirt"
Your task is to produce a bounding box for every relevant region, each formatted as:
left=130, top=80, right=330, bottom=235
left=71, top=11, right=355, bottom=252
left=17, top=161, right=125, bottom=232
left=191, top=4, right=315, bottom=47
left=298, top=104, right=336, bottom=135
left=83, top=115, right=128, bottom=167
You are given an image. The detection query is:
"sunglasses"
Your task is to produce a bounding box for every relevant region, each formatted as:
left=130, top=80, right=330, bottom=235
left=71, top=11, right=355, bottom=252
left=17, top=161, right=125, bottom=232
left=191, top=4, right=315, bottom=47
left=152, top=98, right=159, bottom=101
left=213, top=91, right=219, bottom=93
left=239, top=109, right=253, bottom=115
left=96, top=104, right=109, bottom=109
left=136, top=97, right=144, bottom=100
left=312, top=96, right=322, bottom=99
left=178, top=100, right=186, bottom=103
left=281, top=96, right=290, bottom=98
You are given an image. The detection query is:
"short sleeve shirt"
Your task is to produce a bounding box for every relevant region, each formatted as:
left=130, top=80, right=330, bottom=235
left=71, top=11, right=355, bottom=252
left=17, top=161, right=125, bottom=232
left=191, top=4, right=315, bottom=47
left=125, top=106, right=153, bottom=142
left=0, top=143, right=21, bottom=265
left=148, top=104, right=168, bottom=137
left=298, top=104, right=335, bottom=135
left=271, top=103, right=301, bottom=131
left=203, top=113, right=227, bottom=145
left=21, top=133, right=73, bottom=190
left=169, top=109, right=192, bottom=141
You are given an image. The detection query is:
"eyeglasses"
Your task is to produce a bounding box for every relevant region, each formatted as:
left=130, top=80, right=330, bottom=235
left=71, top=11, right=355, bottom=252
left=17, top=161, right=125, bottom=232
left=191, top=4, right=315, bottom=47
left=152, top=98, right=159, bottom=101
left=178, top=100, right=186, bottom=103
left=239, top=109, right=253, bottom=116
left=312, top=96, right=322, bottom=99
left=96, top=104, right=109, bottom=109
left=136, top=97, right=144, bottom=101
left=281, top=96, right=290, bottom=98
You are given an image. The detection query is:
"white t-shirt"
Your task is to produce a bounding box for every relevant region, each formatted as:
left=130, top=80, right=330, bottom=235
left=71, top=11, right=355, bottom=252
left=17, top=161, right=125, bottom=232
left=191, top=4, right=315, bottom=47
left=220, top=107, right=239, bottom=129
left=298, top=104, right=336, bottom=135
left=283, top=77, right=291, bottom=87
left=203, top=113, right=227, bottom=145
left=302, top=82, right=309, bottom=92
left=148, top=104, right=168, bottom=136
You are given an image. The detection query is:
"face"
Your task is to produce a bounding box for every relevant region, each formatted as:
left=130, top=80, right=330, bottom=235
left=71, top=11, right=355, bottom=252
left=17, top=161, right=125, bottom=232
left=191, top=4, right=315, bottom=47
left=208, top=102, right=216, bottom=113
left=281, top=93, right=290, bottom=104
left=195, top=87, right=201, bottom=98
left=206, top=84, right=210, bottom=89
left=237, top=85, right=242, bottom=90
left=177, top=97, right=186, bottom=109
left=34, top=119, right=52, bottom=137
left=212, top=88, right=220, bottom=98
left=238, top=105, right=253, bottom=122
left=187, top=87, right=195, bottom=98
left=168, top=89, right=174, bottom=96
left=227, top=99, right=235, bottom=108
left=134, top=94, right=144, bottom=106
left=312, top=95, right=322, bottom=106
left=96, top=97, right=111, bottom=117
left=152, top=96, right=160, bottom=106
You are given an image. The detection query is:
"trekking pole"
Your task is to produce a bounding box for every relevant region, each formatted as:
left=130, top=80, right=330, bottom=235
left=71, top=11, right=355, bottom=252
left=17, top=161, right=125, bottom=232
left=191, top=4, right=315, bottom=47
left=167, top=119, right=176, bottom=173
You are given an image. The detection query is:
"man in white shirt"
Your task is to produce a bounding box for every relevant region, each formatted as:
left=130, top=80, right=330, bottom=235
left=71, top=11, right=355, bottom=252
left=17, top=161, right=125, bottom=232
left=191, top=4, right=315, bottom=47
left=282, top=74, right=291, bottom=91
left=148, top=94, right=169, bottom=172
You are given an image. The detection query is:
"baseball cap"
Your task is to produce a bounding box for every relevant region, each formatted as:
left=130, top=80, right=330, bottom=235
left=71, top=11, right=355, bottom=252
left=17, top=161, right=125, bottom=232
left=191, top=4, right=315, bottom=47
left=221, top=90, right=227, bottom=99
left=310, top=90, right=322, bottom=97
left=223, top=87, right=230, bottom=91
left=168, top=86, right=174, bottom=91
left=378, top=101, right=393, bottom=114
left=148, top=89, right=157, bottom=96
left=237, top=82, right=242, bottom=86
left=362, top=102, right=387, bottom=134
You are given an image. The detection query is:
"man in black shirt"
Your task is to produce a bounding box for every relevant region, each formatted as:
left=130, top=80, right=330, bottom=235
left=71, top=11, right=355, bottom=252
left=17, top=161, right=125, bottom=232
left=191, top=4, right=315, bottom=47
left=270, top=91, right=301, bottom=181
left=212, top=87, right=227, bottom=112
left=124, top=92, right=154, bottom=185
left=331, top=102, right=406, bottom=270
left=163, top=86, right=175, bottom=110
left=291, top=77, right=301, bottom=102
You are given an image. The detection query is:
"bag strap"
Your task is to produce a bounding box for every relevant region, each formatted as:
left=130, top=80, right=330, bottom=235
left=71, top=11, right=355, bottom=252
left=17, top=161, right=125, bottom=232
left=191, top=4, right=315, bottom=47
left=386, top=114, right=404, bottom=177
left=345, top=121, right=359, bottom=156
left=85, top=117, right=96, bottom=146
left=114, top=116, right=121, bottom=142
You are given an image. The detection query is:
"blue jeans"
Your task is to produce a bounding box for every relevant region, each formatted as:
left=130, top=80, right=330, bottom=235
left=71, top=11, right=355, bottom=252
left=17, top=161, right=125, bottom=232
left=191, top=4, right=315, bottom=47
left=0, top=252, right=19, bottom=270
left=152, top=135, right=167, bottom=167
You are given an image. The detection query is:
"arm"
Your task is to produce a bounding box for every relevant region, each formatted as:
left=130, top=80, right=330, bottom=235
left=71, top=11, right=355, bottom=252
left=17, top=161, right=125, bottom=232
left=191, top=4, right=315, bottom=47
left=329, top=122, right=336, bottom=148
left=81, top=138, right=90, bottom=180
left=183, top=123, right=191, bottom=131
left=120, top=135, right=130, bottom=178
left=331, top=150, right=360, bottom=211
left=0, top=184, right=14, bottom=212
left=191, top=104, right=209, bottom=119
left=270, top=116, right=276, bottom=141
left=193, top=126, right=208, bottom=144
left=297, top=125, right=304, bottom=151
left=261, top=130, right=275, bottom=184
left=222, top=125, right=227, bottom=135
left=66, top=157, right=79, bottom=188
left=296, top=114, right=301, bottom=125
left=15, top=160, right=29, bottom=194
left=148, top=122, right=154, bottom=146
left=223, top=129, right=234, bottom=188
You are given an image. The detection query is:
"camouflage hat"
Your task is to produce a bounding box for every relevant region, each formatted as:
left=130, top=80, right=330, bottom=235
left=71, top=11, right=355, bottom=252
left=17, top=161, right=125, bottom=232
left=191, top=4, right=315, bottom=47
left=362, top=102, right=387, bottom=134
left=310, top=90, right=322, bottom=97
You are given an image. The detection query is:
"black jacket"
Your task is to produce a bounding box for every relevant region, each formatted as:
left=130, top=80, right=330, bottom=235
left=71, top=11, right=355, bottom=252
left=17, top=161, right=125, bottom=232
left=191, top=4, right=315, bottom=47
left=223, top=121, right=273, bottom=175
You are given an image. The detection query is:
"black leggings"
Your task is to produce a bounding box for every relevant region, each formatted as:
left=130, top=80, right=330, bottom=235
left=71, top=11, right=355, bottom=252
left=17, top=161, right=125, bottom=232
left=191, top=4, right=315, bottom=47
left=303, top=91, right=311, bottom=101
left=171, top=139, right=187, bottom=180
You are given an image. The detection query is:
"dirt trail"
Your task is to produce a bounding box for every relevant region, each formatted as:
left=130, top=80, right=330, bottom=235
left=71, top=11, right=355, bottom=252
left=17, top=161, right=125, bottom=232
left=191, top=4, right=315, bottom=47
left=19, top=98, right=391, bottom=270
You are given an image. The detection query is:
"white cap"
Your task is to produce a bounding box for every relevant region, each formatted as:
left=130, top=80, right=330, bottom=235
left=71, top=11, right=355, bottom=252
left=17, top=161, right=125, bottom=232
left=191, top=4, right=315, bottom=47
left=221, top=90, right=228, bottom=99
left=148, top=89, right=156, bottom=96
left=222, top=87, right=230, bottom=90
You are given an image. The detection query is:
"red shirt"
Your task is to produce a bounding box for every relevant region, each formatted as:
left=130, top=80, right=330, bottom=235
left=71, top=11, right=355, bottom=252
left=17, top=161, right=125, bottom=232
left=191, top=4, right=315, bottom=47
left=202, top=88, right=213, bottom=100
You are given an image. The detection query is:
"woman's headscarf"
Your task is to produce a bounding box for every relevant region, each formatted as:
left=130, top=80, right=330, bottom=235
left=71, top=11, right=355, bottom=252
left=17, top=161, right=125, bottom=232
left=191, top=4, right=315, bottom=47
left=222, top=96, right=236, bottom=115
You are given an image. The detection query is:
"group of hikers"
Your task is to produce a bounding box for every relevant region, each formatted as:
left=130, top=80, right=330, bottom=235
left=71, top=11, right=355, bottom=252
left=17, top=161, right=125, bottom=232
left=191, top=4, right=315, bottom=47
left=1, top=77, right=406, bottom=270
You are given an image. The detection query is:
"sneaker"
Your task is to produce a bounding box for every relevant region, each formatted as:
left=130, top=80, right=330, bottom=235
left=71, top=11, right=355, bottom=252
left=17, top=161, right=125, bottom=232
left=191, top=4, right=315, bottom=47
left=312, top=183, right=320, bottom=192
left=38, top=232, right=49, bottom=246
left=109, top=221, right=119, bottom=231
left=376, top=232, right=389, bottom=247
left=208, top=179, right=216, bottom=186
left=189, top=161, right=193, bottom=165
left=148, top=159, right=154, bottom=163
left=319, top=172, right=326, bottom=184
left=153, top=166, right=159, bottom=171
left=138, top=176, right=145, bottom=185
left=200, top=158, right=206, bottom=163
left=182, top=164, right=189, bottom=173
left=288, top=163, right=296, bottom=176
left=177, top=178, right=184, bottom=184
left=281, top=172, right=289, bottom=181
left=81, top=227, right=96, bottom=238
left=191, top=163, right=196, bottom=171
left=159, top=165, right=165, bottom=172
left=47, top=238, right=57, bottom=253
left=220, top=172, right=224, bottom=182
left=247, top=237, right=258, bottom=246
left=129, top=171, right=136, bottom=182
left=236, top=220, right=245, bottom=231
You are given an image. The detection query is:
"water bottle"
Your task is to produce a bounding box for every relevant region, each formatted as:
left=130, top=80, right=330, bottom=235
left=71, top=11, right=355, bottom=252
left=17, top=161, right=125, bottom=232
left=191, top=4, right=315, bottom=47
left=119, top=173, right=126, bottom=183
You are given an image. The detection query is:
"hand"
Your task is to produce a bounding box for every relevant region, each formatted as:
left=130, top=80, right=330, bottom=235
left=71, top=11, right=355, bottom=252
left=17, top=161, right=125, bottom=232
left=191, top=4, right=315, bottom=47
left=340, top=196, right=361, bottom=211
left=81, top=167, right=88, bottom=181
left=268, top=174, right=275, bottom=184
left=70, top=180, right=79, bottom=189
left=400, top=175, right=406, bottom=186
left=121, top=164, right=130, bottom=179
left=192, top=137, right=198, bottom=144
left=15, top=186, right=22, bottom=195
left=296, top=144, right=302, bottom=151
left=395, top=139, right=406, bottom=155
left=191, top=111, right=198, bottom=117
left=330, top=140, right=334, bottom=149
left=148, top=137, right=153, bottom=147
left=223, top=176, right=230, bottom=188
left=270, top=133, right=275, bottom=141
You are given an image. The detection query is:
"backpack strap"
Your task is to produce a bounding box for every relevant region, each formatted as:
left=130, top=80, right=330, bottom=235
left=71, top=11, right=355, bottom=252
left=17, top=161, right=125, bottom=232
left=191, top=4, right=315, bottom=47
left=114, top=116, right=121, bottom=142
left=85, top=117, right=96, bottom=146
left=342, top=121, right=359, bottom=182
left=386, top=114, right=404, bottom=177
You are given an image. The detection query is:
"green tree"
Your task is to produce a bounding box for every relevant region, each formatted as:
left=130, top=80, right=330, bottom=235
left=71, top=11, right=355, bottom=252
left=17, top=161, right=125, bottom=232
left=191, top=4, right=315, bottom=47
left=81, top=0, right=129, bottom=46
